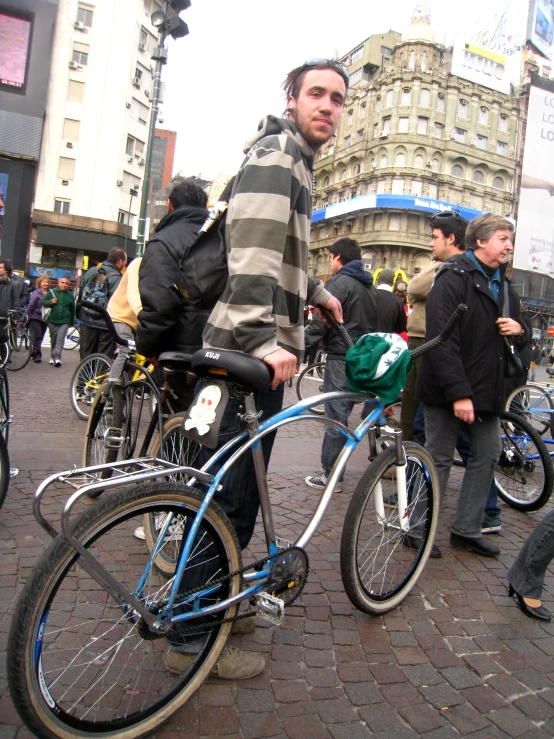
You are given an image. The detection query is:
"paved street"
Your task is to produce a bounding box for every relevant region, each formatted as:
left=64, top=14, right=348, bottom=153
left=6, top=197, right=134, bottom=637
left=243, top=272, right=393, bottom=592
left=2, top=352, right=554, bottom=738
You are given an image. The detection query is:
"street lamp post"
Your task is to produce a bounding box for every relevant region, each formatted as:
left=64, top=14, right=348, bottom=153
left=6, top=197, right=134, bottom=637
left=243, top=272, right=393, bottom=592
left=135, top=0, right=190, bottom=255
left=123, top=186, right=139, bottom=253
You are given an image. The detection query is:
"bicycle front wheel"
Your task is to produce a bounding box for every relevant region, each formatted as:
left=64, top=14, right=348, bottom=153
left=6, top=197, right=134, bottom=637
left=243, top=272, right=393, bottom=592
left=505, top=383, right=553, bottom=436
left=495, top=411, right=553, bottom=511
left=64, top=324, right=80, bottom=350
left=83, top=382, right=125, bottom=479
left=6, top=328, right=31, bottom=371
left=143, top=414, right=202, bottom=575
left=296, top=361, right=326, bottom=415
left=340, top=442, right=439, bottom=614
left=8, top=482, right=241, bottom=739
left=0, top=368, right=10, bottom=443
left=70, top=353, right=112, bottom=420
left=0, top=432, right=10, bottom=508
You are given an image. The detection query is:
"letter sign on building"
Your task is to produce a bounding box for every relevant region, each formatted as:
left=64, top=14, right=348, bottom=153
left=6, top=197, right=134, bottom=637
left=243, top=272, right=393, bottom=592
left=451, top=41, right=510, bottom=95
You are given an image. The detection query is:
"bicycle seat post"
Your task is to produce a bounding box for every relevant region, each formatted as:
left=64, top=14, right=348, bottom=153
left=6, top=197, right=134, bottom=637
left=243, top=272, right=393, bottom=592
left=242, top=392, right=277, bottom=550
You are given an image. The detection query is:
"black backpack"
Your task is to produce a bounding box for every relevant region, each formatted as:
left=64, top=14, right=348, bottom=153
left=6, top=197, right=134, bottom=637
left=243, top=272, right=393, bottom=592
left=78, top=267, right=110, bottom=318
left=175, top=177, right=235, bottom=310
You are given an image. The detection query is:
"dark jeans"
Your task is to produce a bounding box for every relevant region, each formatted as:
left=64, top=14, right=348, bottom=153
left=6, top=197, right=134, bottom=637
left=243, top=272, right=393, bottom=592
left=29, top=319, right=47, bottom=359
left=400, top=337, right=424, bottom=441
left=508, top=508, right=554, bottom=598
left=321, top=358, right=355, bottom=482
left=79, top=323, right=116, bottom=360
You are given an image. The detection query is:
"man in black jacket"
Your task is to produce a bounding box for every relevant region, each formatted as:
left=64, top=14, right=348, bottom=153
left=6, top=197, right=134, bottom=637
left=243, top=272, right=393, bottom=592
left=375, top=269, right=407, bottom=334
left=417, top=213, right=528, bottom=557
left=137, top=179, right=209, bottom=409
left=305, top=238, right=378, bottom=491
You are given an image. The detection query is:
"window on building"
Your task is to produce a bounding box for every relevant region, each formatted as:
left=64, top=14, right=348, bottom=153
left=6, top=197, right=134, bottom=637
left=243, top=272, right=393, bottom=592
left=122, top=170, right=140, bottom=192
left=359, top=102, right=366, bottom=119
left=338, top=191, right=346, bottom=203
left=139, top=28, right=148, bottom=48
left=72, top=42, right=89, bottom=66
left=431, top=157, right=440, bottom=172
left=54, top=199, right=70, bottom=214
left=351, top=71, right=364, bottom=86
left=476, top=134, right=488, bottom=150
left=377, top=179, right=386, bottom=193
left=392, top=178, right=404, bottom=194
left=434, top=123, right=444, bottom=139
left=357, top=129, right=364, bottom=142
left=458, top=99, right=468, bottom=118
left=339, top=168, right=347, bottom=181
left=374, top=213, right=383, bottom=229
left=411, top=180, right=422, bottom=196
left=395, top=152, right=406, bottom=167
left=320, top=225, right=327, bottom=238
left=347, top=109, right=353, bottom=126
left=344, top=135, right=351, bottom=148
left=499, top=114, right=509, bottom=132
left=407, top=214, right=419, bottom=233
left=353, top=163, right=361, bottom=175
left=417, top=117, right=428, bottom=135
left=351, top=46, right=363, bottom=63
left=421, top=51, right=427, bottom=71
left=118, top=210, right=129, bottom=224
left=385, top=89, right=393, bottom=107
left=420, top=88, right=430, bottom=107
left=479, top=106, right=489, bottom=125
left=389, top=213, right=401, bottom=230
left=472, top=194, right=483, bottom=210
left=381, top=45, right=392, bottom=56
left=380, top=154, right=388, bottom=168
left=58, top=157, right=76, bottom=180
left=77, top=5, right=93, bottom=27
left=324, top=175, right=330, bottom=187
left=382, top=117, right=391, bottom=134
left=134, top=67, right=143, bottom=84
left=450, top=189, right=462, bottom=205
left=454, top=127, right=466, bottom=143
left=375, top=95, right=381, bottom=113
left=473, top=170, right=484, bottom=184
left=373, top=122, right=379, bottom=138
left=428, top=183, right=438, bottom=199
left=322, top=199, right=329, bottom=208
left=436, top=93, right=445, bottom=112
left=398, top=117, right=409, bottom=133
left=496, top=141, right=507, bottom=156
left=409, top=50, right=415, bottom=69
left=62, top=118, right=80, bottom=141
left=130, top=98, right=149, bottom=125
left=414, top=154, right=424, bottom=168
left=126, top=136, right=136, bottom=156
left=452, top=164, right=463, bottom=178
left=493, top=176, right=504, bottom=190
left=67, top=80, right=85, bottom=102
left=346, top=219, right=354, bottom=232
left=401, top=88, right=411, bottom=105
left=134, top=139, right=145, bottom=154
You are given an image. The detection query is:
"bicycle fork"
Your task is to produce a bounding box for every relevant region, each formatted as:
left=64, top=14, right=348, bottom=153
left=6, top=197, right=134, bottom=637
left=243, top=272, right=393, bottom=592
left=369, top=427, right=409, bottom=532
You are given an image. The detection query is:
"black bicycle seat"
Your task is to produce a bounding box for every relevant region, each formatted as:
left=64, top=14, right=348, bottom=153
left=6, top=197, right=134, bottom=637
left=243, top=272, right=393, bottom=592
left=546, top=367, right=554, bottom=377
left=157, top=352, right=194, bottom=372
left=192, top=348, right=271, bottom=391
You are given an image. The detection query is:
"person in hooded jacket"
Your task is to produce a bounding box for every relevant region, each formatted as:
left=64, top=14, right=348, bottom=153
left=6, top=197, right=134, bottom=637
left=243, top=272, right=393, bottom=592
left=305, top=237, right=378, bottom=491
left=136, top=179, right=210, bottom=410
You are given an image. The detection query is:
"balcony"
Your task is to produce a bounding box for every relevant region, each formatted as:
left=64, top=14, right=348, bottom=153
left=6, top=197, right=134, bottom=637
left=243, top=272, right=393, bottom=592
left=33, top=210, right=129, bottom=237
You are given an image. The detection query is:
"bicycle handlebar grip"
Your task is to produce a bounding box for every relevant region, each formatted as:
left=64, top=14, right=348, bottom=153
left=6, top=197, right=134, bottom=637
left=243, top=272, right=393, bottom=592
left=317, top=307, right=355, bottom=349
left=410, top=303, right=467, bottom=361
left=80, top=301, right=130, bottom=347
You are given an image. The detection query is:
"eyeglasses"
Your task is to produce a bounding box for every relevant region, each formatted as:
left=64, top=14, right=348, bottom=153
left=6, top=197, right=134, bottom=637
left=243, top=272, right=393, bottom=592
left=300, top=58, right=349, bottom=88
left=430, top=210, right=465, bottom=224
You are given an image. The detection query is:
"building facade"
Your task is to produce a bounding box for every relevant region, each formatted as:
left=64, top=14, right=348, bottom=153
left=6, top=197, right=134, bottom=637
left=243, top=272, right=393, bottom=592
left=150, top=127, right=176, bottom=198
left=31, top=0, right=164, bottom=281
left=309, top=5, right=518, bottom=280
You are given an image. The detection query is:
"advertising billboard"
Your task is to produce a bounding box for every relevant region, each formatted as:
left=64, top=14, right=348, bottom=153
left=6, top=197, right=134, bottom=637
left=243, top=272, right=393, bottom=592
left=528, top=0, right=554, bottom=60
left=0, top=8, right=32, bottom=92
left=451, top=40, right=510, bottom=95
left=514, top=76, right=554, bottom=277
left=0, top=172, right=7, bottom=251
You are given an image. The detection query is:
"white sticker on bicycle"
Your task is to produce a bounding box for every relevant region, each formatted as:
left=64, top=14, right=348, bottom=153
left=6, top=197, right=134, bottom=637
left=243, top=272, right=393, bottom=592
left=184, top=385, right=222, bottom=436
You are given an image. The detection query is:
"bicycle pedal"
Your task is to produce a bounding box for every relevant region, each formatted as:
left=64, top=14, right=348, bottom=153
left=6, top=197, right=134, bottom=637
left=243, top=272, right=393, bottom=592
left=256, top=592, right=285, bottom=626
left=103, top=428, right=124, bottom=449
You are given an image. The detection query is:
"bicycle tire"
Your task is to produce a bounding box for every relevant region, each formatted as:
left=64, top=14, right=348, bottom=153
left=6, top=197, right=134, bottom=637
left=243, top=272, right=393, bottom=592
left=143, top=413, right=202, bottom=575
left=340, top=442, right=440, bottom=614
left=495, top=411, right=553, bottom=511
left=296, top=361, right=326, bottom=415
left=0, top=342, right=8, bottom=369
left=314, top=349, right=326, bottom=378
left=6, top=327, right=31, bottom=371
left=0, top=368, right=10, bottom=443
left=83, top=381, right=125, bottom=478
left=0, top=432, right=10, bottom=508
left=64, top=325, right=80, bottom=350
left=505, top=383, right=553, bottom=436
left=7, top=482, right=241, bottom=739
left=70, top=353, right=112, bottom=421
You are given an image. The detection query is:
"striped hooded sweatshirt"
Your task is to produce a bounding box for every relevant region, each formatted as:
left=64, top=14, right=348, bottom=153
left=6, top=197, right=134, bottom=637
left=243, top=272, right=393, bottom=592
left=203, top=116, right=331, bottom=363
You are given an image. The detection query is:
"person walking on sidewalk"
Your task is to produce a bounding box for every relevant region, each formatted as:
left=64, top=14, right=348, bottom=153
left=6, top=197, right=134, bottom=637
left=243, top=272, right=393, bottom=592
left=24, top=276, right=50, bottom=363
left=42, top=276, right=76, bottom=367
left=530, top=344, right=541, bottom=382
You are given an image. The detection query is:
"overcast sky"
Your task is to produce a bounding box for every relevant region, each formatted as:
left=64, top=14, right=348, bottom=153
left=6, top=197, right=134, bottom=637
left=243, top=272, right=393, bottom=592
left=159, top=0, right=519, bottom=180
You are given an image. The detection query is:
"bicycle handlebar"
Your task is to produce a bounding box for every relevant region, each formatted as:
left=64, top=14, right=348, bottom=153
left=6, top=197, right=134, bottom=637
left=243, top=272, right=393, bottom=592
left=316, top=308, right=355, bottom=349
left=410, top=304, right=467, bottom=360
left=80, top=301, right=132, bottom=347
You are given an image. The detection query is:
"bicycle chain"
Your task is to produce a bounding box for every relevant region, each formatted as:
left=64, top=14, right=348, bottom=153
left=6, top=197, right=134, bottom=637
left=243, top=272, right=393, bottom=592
left=139, top=545, right=302, bottom=639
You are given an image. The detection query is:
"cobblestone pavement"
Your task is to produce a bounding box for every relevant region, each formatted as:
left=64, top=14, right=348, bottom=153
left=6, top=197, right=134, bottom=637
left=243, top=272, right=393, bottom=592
left=1, top=353, right=554, bottom=738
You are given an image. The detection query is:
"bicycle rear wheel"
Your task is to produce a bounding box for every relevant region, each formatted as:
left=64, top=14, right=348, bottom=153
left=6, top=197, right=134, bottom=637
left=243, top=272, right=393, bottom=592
left=8, top=483, right=241, bottom=739
left=340, top=442, right=439, bottom=614
left=6, top=327, right=31, bottom=371
left=296, top=361, right=326, bottom=415
left=495, top=411, right=553, bottom=511
left=0, top=368, right=10, bottom=443
left=64, top=324, right=80, bottom=350
left=505, top=383, right=553, bottom=436
left=0, top=432, right=10, bottom=508
left=70, top=353, right=112, bottom=420
left=83, top=382, right=125, bottom=479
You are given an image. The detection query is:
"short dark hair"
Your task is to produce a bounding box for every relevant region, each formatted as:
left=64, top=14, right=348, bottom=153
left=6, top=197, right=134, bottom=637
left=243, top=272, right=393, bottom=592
left=1, top=259, right=13, bottom=276
left=282, top=60, right=348, bottom=101
left=169, top=179, right=208, bottom=210
left=107, top=247, right=128, bottom=265
left=330, top=237, right=361, bottom=266
left=430, top=213, right=468, bottom=250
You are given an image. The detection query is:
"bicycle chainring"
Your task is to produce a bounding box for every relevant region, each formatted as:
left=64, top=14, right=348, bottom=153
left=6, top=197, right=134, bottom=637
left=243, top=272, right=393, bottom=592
left=266, top=547, right=309, bottom=606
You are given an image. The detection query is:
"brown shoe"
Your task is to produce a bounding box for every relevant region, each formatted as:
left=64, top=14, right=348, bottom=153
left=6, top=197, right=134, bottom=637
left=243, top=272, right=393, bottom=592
left=165, top=644, right=265, bottom=680
left=231, top=616, right=256, bottom=635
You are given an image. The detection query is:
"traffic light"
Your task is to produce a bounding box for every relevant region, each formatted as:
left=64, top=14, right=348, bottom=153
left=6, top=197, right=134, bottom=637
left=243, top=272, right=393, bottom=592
left=167, top=0, right=190, bottom=39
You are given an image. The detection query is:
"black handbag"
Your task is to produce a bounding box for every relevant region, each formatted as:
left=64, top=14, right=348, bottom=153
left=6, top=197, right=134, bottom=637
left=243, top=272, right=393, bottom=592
left=502, top=282, right=523, bottom=378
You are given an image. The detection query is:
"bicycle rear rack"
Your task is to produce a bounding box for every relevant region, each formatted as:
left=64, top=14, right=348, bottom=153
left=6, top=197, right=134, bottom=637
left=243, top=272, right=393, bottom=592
left=33, top=456, right=214, bottom=539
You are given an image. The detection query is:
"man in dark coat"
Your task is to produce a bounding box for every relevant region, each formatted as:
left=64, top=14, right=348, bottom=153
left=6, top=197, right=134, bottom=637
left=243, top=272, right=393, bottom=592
left=137, top=179, right=210, bottom=410
left=305, top=237, right=378, bottom=491
left=417, top=214, right=528, bottom=558
left=375, top=268, right=407, bottom=334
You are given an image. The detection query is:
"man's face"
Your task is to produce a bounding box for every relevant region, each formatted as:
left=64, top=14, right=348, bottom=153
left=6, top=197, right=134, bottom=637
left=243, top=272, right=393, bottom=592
left=475, top=229, right=514, bottom=268
left=0, top=264, right=7, bottom=278
left=429, top=228, right=457, bottom=262
left=329, top=252, right=342, bottom=275
left=59, top=278, right=70, bottom=291
left=116, top=258, right=127, bottom=271
left=288, top=69, right=346, bottom=152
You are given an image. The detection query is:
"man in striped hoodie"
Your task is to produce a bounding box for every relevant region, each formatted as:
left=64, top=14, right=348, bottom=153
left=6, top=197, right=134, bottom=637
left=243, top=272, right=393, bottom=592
left=167, top=61, right=347, bottom=681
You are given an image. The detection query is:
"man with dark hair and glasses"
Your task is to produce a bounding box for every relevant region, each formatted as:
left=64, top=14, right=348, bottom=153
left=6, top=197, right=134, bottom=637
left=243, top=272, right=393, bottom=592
left=167, top=59, right=345, bottom=681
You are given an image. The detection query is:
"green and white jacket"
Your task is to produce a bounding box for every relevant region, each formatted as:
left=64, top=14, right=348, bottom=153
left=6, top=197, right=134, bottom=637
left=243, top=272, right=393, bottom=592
left=203, top=116, right=331, bottom=364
